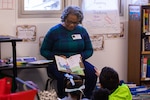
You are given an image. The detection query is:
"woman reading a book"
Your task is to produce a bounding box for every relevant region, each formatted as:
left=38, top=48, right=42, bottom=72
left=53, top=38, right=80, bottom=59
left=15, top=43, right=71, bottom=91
left=40, top=5, right=97, bottom=99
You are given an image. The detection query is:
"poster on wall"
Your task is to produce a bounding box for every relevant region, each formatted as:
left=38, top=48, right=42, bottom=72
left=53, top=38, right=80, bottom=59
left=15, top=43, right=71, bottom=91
left=82, top=0, right=120, bottom=34
left=129, top=5, right=140, bottom=20
left=90, top=34, right=104, bottom=51
left=131, top=0, right=149, bottom=4
left=0, top=0, right=15, bottom=10
left=16, top=25, right=36, bottom=42
left=106, top=22, right=125, bottom=38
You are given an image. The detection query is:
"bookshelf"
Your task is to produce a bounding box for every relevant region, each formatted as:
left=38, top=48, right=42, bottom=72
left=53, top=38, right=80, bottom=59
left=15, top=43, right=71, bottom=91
left=128, top=4, right=150, bottom=86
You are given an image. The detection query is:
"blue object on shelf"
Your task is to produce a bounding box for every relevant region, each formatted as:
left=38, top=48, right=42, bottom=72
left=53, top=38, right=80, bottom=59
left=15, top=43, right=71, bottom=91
left=130, top=86, right=150, bottom=96
left=147, top=65, right=150, bottom=77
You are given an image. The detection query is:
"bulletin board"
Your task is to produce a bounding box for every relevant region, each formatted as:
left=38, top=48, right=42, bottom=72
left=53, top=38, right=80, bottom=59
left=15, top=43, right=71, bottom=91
left=16, top=25, right=36, bottom=42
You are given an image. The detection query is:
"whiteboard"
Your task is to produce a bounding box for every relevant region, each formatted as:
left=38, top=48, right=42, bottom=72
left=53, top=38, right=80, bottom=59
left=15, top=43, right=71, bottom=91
left=82, top=0, right=120, bottom=34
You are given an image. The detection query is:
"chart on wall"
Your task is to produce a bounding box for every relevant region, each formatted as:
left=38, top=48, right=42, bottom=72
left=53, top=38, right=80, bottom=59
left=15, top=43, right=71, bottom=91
left=82, top=0, right=120, bottom=34
left=106, top=22, right=125, bottom=38
left=16, top=25, right=36, bottom=42
left=0, top=0, right=15, bottom=10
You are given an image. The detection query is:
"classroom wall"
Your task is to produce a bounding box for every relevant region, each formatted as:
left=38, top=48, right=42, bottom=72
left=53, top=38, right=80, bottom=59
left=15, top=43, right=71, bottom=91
left=0, top=0, right=129, bottom=89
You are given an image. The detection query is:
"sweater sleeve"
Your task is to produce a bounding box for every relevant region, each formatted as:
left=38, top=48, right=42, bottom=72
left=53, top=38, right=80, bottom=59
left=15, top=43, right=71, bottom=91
left=80, top=28, right=93, bottom=60
left=40, top=29, right=55, bottom=60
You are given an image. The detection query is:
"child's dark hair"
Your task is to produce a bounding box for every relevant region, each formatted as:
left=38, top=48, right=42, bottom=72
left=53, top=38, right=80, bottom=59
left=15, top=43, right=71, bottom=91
left=99, top=66, right=120, bottom=91
left=91, top=88, right=110, bottom=100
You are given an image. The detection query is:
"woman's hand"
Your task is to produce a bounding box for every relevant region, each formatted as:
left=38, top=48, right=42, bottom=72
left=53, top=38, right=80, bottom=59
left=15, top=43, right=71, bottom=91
left=60, top=55, right=66, bottom=59
left=94, top=67, right=100, bottom=77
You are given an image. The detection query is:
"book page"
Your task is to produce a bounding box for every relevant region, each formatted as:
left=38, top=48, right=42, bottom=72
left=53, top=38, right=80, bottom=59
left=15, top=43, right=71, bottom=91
left=55, top=55, right=69, bottom=71
left=67, top=54, right=81, bottom=68
left=67, top=54, right=85, bottom=75
left=55, top=54, right=85, bottom=76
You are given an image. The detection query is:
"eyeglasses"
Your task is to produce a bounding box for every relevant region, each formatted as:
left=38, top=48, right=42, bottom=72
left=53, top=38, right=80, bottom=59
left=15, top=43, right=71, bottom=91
left=65, top=19, right=79, bottom=25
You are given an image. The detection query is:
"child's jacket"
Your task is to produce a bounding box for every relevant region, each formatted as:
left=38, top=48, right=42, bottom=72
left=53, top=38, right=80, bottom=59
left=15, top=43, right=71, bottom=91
left=109, top=84, right=132, bottom=100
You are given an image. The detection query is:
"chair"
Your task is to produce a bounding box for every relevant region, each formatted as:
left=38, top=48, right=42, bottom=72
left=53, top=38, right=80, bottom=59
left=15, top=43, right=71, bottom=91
left=39, top=37, right=56, bottom=91
left=0, top=89, right=37, bottom=100
left=45, top=68, right=56, bottom=90
left=45, top=78, right=55, bottom=90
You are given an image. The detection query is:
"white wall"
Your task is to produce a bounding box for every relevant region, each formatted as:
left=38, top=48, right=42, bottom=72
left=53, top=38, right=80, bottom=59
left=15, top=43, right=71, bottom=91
left=0, top=0, right=129, bottom=89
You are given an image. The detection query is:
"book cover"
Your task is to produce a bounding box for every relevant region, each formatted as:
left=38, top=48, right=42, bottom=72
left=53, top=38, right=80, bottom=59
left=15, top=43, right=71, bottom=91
left=142, top=38, right=145, bottom=51
left=144, top=9, right=149, bottom=32
left=147, top=58, right=150, bottom=77
left=141, top=57, right=148, bottom=79
left=54, top=54, right=85, bottom=76
left=28, top=60, right=53, bottom=64
left=144, top=36, right=150, bottom=51
left=143, top=9, right=146, bottom=33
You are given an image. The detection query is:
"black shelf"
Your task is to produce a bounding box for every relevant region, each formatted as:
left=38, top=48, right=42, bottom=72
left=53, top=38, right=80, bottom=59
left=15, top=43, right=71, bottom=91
left=0, top=64, right=49, bottom=70
left=0, top=36, right=22, bottom=92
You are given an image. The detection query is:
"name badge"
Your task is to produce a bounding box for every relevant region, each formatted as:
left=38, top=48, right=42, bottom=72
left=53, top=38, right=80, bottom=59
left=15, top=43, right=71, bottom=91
left=72, top=34, right=82, bottom=40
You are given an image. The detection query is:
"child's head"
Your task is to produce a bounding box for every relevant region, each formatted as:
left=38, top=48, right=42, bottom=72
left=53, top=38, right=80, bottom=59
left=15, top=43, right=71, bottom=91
left=91, top=88, right=110, bottom=100
left=65, top=74, right=84, bottom=100
left=99, top=66, right=119, bottom=91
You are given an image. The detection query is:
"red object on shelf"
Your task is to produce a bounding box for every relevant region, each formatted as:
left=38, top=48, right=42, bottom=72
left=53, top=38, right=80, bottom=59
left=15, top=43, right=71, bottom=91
left=0, top=77, right=12, bottom=95
left=0, top=77, right=37, bottom=100
left=0, top=89, right=37, bottom=100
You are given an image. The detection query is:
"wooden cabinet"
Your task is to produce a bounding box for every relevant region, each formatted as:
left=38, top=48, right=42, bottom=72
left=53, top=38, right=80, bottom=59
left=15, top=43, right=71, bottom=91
left=128, top=5, right=150, bottom=85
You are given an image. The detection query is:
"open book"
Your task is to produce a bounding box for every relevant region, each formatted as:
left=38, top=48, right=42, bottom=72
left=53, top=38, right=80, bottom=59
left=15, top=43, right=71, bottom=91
left=55, top=54, right=85, bottom=76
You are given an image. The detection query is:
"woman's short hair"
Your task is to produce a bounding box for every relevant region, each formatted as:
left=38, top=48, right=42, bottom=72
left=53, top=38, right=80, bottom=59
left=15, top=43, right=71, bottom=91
left=99, top=66, right=119, bottom=91
left=61, top=6, right=84, bottom=24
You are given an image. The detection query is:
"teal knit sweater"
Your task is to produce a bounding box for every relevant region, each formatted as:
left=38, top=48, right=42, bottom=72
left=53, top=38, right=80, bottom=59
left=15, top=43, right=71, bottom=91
left=40, top=24, right=93, bottom=60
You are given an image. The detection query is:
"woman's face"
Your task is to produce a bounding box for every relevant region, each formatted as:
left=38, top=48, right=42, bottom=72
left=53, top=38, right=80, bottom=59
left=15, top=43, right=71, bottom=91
left=64, top=14, right=79, bottom=31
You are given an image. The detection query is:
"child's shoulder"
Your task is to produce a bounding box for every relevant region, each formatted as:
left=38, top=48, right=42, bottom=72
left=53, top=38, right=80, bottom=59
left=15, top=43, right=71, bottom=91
left=120, top=84, right=130, bottom=89
left=109, top=83, right=132, bottom=100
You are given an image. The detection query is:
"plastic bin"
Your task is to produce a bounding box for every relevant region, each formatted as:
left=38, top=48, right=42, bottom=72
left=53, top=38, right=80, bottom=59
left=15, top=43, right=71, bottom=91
left=0, top=89, right=37, bottom=100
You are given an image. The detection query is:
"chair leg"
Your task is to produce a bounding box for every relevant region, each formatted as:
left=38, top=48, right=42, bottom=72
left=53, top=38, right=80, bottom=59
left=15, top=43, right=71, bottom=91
left=45, top=78, right=55, bottom=90
left=45, top=78, right=50, bottom=90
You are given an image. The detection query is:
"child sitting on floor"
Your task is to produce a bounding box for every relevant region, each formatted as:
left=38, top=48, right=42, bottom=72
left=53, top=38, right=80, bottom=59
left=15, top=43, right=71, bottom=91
left=92, top=66, right=132, bottom=100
